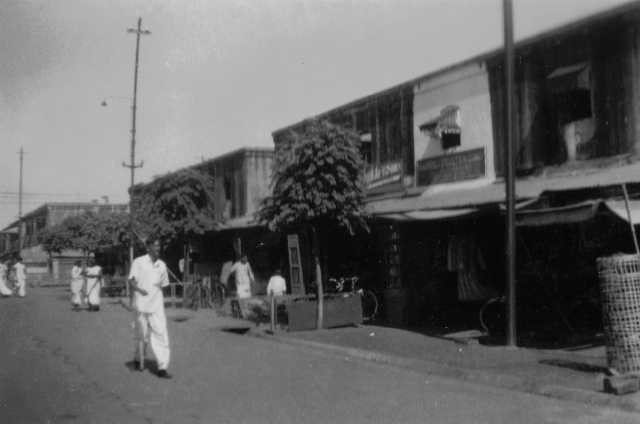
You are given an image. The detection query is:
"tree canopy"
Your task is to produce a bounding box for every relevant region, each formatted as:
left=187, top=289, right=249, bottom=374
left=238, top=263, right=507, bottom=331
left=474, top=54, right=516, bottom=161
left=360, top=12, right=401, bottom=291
left=258, top=118, right=368, bottom=234
left=39, top=212, right=130, bottom=256
left=134, top=167, right=216, bottom=244
left=258, top=118, right=368, bottom=330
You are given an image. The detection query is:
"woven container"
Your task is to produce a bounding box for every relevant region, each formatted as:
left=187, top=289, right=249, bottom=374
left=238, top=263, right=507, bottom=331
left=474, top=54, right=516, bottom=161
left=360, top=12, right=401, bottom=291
left=597, top=254, right=640, bottom=374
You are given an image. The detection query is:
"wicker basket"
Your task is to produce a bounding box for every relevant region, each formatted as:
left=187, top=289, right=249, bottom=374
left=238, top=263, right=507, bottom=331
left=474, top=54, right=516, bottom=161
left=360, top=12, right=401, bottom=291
left=597, top=254, right=640, bottom=374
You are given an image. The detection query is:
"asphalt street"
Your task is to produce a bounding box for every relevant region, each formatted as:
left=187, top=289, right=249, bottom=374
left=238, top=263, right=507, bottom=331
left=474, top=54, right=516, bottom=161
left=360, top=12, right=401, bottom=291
left=1, top=286, right=638, bottom=424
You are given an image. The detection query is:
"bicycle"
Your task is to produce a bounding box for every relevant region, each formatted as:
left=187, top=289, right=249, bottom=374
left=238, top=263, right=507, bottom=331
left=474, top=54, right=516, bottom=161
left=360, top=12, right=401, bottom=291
left=327, top=277, right=379, bottom=322
left=210, top=277, right=227, bottom=309
left=184, top=278, right=212, bottom=311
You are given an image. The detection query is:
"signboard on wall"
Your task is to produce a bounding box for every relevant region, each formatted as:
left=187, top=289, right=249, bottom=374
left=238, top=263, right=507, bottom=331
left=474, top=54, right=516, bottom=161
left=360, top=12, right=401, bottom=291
left=364, top=159, right=403, bottom=195
left=416, top=148, right=485, bottom=187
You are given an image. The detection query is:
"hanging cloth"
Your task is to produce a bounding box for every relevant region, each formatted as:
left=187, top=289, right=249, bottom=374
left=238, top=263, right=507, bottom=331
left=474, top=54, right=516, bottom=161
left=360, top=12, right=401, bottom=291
left=447, top=235, right=492, bottom=301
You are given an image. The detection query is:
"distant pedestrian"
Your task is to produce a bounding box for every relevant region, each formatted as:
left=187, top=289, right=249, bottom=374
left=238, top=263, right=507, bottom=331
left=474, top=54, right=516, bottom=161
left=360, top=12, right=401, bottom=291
left=84, top=259, right=103, bottom=311
left=230, top=254, right=254, bottom=299
left=128, top=237, right=172, bottom=379
left=12, top=257, right=26, bottom=298
left=70, top=260, right=86, bottom=310
left=219, top=259, right=233, bottom=289
left=267, top=269, right=287, bottom=297
left=0, top=260, right=11, bottom=297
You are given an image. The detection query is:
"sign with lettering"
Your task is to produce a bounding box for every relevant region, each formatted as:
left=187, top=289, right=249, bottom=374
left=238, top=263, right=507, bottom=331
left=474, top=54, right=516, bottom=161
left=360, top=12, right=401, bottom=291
left=364, top=159, right=403, bottom=194
left=416, top=148, right=485, bottom=187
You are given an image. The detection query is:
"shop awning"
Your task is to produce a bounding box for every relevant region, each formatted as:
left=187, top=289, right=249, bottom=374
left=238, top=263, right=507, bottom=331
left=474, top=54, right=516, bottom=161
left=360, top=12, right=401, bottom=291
left=376, top=208, right=481, bottom=221
left=514, top=199, right=640, bottom=226
left=213, top=214, right=263, bottom=231
left=602, top=200, right=640, bottom=225
left=515, top=200, right=601, bottom=226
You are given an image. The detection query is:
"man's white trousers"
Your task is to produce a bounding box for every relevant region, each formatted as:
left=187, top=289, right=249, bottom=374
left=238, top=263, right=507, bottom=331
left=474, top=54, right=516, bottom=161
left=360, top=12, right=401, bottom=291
left=133, top=308, right=170, bottom=370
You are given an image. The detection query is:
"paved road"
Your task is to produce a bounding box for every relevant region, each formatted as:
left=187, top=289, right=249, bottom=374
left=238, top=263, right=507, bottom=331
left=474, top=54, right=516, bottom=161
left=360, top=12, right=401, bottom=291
left=1, top=286, right=638, bottom=424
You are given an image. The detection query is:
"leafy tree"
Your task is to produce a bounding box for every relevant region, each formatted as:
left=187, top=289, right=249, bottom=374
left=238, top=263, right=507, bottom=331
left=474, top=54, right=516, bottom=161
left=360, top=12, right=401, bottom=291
left=39, top=212, right=131, bottom=273
left=134, top=167, right=216, bottom=271
left=258, top=118, right=368, bottom=329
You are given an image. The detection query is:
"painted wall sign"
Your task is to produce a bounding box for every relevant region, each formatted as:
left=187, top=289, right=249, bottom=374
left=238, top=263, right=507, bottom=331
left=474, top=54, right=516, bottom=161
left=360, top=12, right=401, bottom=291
left=416, top=147, right=485, bottom=187
left=364, top=159, right=403, bottom=193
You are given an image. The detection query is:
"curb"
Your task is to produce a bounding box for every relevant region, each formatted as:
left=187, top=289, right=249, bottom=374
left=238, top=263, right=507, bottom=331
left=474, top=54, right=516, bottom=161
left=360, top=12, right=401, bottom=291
left=247, top=329, right=640, bottom=414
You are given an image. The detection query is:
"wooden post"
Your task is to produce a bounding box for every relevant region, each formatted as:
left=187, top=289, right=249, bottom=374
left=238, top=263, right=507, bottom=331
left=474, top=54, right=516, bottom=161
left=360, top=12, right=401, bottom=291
left=270, top=295, right=276, bottom=332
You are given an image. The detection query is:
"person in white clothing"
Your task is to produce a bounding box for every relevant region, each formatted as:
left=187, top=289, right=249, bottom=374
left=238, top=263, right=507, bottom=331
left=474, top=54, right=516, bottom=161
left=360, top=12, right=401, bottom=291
left=70, top=261, right=86, bottom=310
left=266, top=269, right=287, bottom=297
left=230, top=254, right=254, bottom=299
left=128, top=237, right=172, bottom=379
left=85, top=259, right=103, bottom=311
left=0, top=260, right=11, bottom=297
left=13, top=257, right=26, bottom=298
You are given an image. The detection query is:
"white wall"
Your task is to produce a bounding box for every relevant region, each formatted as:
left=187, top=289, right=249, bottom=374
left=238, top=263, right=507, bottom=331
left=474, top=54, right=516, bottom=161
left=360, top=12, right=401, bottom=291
left=413, top=62, right=495, bottom=192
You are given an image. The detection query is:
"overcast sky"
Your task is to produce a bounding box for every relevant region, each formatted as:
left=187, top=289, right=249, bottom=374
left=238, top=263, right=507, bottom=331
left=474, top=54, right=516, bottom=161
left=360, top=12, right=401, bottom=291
left=0, top=0, right=630, bottom=228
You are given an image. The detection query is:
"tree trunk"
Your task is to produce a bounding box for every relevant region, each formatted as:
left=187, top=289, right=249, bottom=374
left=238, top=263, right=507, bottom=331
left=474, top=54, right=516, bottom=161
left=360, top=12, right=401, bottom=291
left=312, top=226, right=323, bottom=330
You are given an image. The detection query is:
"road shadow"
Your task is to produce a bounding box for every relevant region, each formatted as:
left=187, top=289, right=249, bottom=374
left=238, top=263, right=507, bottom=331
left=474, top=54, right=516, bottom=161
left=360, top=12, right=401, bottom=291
left=125, top=359, right=159, bottom=375
left=539, top=359, right=610, bottom=375
left=221, top=327, right=251, bottom=335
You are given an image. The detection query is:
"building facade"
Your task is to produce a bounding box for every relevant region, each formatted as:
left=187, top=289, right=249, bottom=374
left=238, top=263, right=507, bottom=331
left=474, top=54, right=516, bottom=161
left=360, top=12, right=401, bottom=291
left=271, top=3, right=640, bottom=338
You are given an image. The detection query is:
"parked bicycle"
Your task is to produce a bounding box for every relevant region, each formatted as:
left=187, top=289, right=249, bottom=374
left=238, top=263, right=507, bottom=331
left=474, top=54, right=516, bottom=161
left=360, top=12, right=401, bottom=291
left=210, top=277, right=227, bottom=309
left=327, top=276, right=379, bottom=322
left=184, top=278, right=211, bottom=311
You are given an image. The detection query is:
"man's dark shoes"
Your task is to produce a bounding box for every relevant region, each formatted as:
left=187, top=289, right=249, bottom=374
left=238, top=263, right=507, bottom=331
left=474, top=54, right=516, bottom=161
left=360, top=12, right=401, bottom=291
left=131, top=361, right=143, bottom=371
left=157, top=370, right=172, bottom=379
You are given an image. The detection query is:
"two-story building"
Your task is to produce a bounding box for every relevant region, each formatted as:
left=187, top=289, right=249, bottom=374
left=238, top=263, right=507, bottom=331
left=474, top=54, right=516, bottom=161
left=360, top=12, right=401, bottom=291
left=139, top=147, right=283, bottom=294
left=272, top=2, right=640, bottom=340
left=0, top=201, right=129, bottom=284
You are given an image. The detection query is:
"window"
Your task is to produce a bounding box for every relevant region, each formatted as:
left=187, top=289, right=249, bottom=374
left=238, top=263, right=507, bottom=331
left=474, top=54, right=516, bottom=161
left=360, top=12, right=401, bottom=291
left=546, top=63, right=595, bottom=163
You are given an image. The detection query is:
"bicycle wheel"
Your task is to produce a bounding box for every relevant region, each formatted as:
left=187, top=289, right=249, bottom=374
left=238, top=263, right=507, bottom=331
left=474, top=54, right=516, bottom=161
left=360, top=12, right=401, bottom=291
left=360, top=290, right=378, bottom=322
left=479, top=297, right=505, bottom=336
left=184, top=285, right=199, bottom=311
left=212, top=284, right=226, bottom=309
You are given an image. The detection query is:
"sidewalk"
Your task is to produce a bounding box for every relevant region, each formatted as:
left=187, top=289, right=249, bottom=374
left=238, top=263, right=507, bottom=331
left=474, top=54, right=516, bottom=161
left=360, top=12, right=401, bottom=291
left=239, top=321, right=640, bottom=414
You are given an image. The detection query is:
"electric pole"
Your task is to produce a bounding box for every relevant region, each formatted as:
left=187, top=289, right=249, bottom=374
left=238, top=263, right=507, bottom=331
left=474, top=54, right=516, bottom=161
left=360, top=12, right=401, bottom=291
left=18, top=148, right=24, bottom=251
left=503, top=0, right=517, bottom=347
left=123, top=18, right=151, bottom=297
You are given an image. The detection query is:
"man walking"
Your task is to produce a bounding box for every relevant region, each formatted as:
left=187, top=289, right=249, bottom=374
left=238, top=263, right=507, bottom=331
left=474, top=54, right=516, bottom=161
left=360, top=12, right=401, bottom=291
left=128, top=237, right=172, bottom=379
left=0, top=260, right=11, bottom=297
left=13, top=257, right=26, bottom=298
left=230, top=254, right=254, bottom=299
left=84, top=259, right=103, bottom=312
left=70, top=261, right=85, bottom=310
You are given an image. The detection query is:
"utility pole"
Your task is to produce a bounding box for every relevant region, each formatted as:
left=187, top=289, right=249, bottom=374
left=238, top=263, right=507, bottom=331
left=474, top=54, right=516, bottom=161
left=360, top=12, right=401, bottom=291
left=18, top=148, right=24, bottom=250
left=503, top=0, right=517, bottom=347
left=123, top=18, right=151, bottom=297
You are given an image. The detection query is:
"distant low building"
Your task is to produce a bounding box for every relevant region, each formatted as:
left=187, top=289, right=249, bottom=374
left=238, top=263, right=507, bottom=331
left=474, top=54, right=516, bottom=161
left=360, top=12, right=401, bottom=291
left=0, top=201, right=128, bottom=284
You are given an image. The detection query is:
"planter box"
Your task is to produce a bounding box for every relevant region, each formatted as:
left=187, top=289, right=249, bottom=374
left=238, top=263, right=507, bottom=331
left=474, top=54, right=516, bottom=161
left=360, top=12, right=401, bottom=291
left=287, top=295, right=363, bottom=332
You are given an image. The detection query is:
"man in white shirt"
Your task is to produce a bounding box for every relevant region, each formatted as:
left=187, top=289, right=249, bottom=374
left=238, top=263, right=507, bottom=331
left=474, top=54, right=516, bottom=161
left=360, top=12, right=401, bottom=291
left=0, top=260, right=12, bottom=297
left=267, top=269, right=287, bottom=297
left=128, top=238, right=172, bottom=379
left=13, top=257, right=26, bottom=298
left=230, top=254, right=254, bottom=299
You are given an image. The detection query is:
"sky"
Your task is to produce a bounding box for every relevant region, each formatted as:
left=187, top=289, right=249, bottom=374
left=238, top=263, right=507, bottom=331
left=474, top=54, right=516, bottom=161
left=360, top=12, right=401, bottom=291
left=0, top=0, right=632, bottom=228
